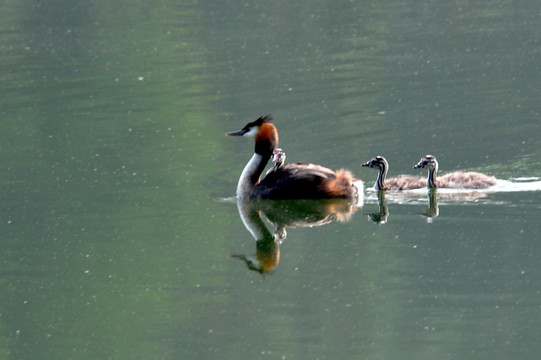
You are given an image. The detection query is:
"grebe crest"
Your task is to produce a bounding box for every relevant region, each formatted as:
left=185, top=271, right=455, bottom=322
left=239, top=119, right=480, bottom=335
left=227, top=115, right=278, bottom=151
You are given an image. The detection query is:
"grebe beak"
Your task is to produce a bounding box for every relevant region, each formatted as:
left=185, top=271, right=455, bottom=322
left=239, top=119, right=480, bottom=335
left=226, top=129, right=246, bottom=136
left=413, top=161, right=423, bottom=169
left=361, top=161, right=370, bottom=167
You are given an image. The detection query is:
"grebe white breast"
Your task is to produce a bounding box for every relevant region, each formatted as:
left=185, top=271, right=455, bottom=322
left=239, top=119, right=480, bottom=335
left=362, top=156, right=425, bottom=190
left=227, top=115, right=363, bottom=200
left=414, top=155, right=497, bottom=189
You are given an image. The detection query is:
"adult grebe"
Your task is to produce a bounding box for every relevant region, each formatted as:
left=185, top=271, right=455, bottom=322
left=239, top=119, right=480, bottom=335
left=227, top=115, right=363, bottom=200
left=362, top=156, right=425, bottom=190
left=413, top=155, right=497, bottom=189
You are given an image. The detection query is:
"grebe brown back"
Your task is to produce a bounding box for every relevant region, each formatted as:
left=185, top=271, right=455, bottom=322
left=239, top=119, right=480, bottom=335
left=227, top=115, right=363, bottom=200
left=362, top=156, right=425, bottom=190
left=413, top=155, right=497, bottom=189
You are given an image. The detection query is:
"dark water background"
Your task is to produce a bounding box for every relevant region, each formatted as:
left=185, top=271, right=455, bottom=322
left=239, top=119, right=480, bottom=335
left=1, top=0, right=541, bottom=359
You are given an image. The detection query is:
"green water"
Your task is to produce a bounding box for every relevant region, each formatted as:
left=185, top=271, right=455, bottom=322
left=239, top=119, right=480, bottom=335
left=1, top=0, right=541, bottom=359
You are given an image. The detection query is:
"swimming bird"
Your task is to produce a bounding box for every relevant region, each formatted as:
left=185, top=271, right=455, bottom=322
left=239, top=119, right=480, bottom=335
left=413, top=155, right=497, bottom=189
left=267, top=148, right=286, bottom=174
left=362, top=156, right=425, bottom=190
left=227, top=115, right=363, bottom=200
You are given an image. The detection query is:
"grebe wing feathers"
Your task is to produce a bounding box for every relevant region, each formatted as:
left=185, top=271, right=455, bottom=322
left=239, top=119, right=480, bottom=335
left=262, top=162, right=337, bottom=184
left=257, top=162, right=344, bottom=199
left=280, top=162, right=337, bottom=177
left=385, top=175, right=426, bottom=190
left=438, top=172, right=497, bottom=189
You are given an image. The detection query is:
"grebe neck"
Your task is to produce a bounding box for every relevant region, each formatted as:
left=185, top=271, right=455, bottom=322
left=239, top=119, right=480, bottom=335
left=375, top=164, right=388, bottom=190
left=236, top=199, right=271, bottom=240
left=427, top=162, right=438, bottom=188
left=237, top=152, right=271, bottom=198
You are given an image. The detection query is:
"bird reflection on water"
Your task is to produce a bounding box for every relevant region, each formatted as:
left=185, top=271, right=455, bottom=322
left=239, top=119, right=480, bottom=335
left=421, top=189, right=439, bottom=221
left=364, top=189, right=440, bottom=224
left=364, top=188, right=493, bottom=224
left=230, top=197, right=359, bottom=274
left=366, top=190, right=389, bottom=224
left=230, top=189, right=494, bottom=274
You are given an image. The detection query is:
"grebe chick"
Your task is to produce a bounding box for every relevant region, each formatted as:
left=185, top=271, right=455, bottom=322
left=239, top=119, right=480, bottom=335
left=227, top=115, right=363, bottom=200
left=362, top=156, right=425, bottom=190
left=271, top=148, right=286, bottom=170
left=413, top=155, right=497, bottom=189
left=266, top=148, right=286, bottom=175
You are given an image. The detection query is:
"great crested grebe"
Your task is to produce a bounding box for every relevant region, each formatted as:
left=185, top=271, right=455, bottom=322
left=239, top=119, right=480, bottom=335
left=227, top=115, right=363, bottom=200
left=414, top=155, right=497, bottom=189
left=362, top=156, right=425, bottom=190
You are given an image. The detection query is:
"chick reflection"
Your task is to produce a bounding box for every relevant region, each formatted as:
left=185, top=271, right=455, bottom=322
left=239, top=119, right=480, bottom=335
left=231, top=198, right=359, bottom=274
left=420, top=189, right=490, bottom=222
left=366, top=190, right=389, bottom=224
left=421, top=189, right=439, bottom=220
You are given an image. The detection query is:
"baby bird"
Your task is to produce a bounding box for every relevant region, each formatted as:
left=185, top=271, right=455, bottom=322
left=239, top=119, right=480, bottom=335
left=270, top=148, right=286, bottom=172
left=362, top=156, right=425, bottom=190
left=414, top=155, right=497, bottom=189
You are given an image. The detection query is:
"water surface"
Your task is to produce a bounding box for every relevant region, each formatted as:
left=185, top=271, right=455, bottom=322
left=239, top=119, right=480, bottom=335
left=1, top=0, right=541, bottom=359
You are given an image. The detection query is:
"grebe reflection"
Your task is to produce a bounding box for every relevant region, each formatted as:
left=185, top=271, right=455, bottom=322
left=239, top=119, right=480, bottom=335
left=421, top=189, right=439, bottom=221
left=420, top=189, right=490, bottom=222
left=231, top=197, right=359, bottom=274
left=230, top=199, right=281, bottom=274
left=366, top=190, right=389, bottom=224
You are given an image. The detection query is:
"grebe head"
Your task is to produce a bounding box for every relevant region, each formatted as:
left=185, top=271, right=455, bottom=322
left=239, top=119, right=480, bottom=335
left=414, top=155, right=437, bottom=170
left=229, top=253, right=279, bottom=274
left=272, top=148, right=286, bottom=166
left=227, top=115, right=278, bottom=155
left=361, top=156, right=388, bottom=170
